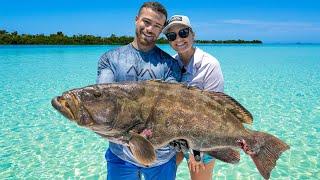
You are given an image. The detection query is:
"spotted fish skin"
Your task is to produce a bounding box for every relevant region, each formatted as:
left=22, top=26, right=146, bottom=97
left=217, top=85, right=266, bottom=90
left=52, top=80, right=289, bottom=179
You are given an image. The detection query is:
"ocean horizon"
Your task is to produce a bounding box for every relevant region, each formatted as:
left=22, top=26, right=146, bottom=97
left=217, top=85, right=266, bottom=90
left=1, top=44, right=319, bottom=179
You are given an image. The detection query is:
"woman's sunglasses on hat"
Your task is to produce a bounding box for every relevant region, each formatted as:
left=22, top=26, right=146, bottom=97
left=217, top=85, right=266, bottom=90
left=165, top=27, right=190, bottom=42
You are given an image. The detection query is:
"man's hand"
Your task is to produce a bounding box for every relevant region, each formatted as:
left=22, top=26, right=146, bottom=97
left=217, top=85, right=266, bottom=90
left=188, top=154, right=205, bottom=173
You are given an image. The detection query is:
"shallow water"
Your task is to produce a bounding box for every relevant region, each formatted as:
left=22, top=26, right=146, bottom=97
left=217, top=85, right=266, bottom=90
left=1, top=44, right=319, bottom=179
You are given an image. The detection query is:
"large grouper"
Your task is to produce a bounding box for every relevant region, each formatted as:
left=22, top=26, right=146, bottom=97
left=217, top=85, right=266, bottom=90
left=51, top=80, right=289, bottom=179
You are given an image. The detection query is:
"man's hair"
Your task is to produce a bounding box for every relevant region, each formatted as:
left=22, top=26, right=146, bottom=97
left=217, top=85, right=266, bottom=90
left=138, top=1, right=168, bottom=21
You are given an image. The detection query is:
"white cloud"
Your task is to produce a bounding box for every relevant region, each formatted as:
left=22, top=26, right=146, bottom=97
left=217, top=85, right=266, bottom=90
left=223, top=19, right=314, bottom=27
left=193, top=19, right=320, bottom=30
left=191, top=19, right=320, bottom=42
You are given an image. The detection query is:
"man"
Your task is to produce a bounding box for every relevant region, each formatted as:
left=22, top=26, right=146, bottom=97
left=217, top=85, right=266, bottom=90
left=96, top=2, right=181, bottom=180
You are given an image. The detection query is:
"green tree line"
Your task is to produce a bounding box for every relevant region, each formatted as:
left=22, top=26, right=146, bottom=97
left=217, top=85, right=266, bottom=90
left=0, top=30, right=262, bottom=45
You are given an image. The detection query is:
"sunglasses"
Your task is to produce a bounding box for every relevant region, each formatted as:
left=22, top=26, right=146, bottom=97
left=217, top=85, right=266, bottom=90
left=165, top=27, right=190, bottom=41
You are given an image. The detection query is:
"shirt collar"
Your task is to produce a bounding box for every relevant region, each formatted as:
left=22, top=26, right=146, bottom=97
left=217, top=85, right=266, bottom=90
left=130, top=43, right=157, bottom=55
left=177, top=47, right=202, bottom=74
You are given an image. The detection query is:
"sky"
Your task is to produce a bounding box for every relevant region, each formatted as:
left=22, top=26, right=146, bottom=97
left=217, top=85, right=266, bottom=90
left=1, top=0, right=320, bottom=43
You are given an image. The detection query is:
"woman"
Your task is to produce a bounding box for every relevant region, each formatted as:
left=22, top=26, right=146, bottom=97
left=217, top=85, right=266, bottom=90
left=163, top=15, right=224, bottom=180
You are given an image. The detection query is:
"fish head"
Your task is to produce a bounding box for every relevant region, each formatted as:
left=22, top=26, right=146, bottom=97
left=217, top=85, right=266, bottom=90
left=51, top=85, right=119, bottom=131
left=52, top=83, right=145, bottom=140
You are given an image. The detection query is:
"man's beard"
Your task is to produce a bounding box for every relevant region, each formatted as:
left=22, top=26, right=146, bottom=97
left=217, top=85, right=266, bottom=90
left=136, top=29, right=157, bottom=46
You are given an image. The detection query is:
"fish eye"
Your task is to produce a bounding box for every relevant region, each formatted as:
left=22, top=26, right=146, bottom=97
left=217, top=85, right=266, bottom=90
left=93, top=90, right=102, bottom=98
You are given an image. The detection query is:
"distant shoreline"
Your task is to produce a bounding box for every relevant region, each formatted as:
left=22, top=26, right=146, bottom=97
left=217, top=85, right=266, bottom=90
left=0, top=30, right=262, bottom=45
left=1, top=43, right=318, bottom=47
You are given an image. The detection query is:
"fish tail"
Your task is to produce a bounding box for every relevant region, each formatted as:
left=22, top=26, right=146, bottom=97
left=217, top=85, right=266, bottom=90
left=247, top=131, right=290, bottom=179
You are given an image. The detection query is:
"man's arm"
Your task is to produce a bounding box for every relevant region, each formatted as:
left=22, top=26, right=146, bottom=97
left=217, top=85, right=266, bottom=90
left=96, top=54, right=115, bottom=84
left=164, top=60, right=182, bottom=83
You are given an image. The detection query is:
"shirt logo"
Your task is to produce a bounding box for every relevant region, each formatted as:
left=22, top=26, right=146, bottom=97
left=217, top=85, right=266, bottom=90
left=127, top=66, right=157, bottom=79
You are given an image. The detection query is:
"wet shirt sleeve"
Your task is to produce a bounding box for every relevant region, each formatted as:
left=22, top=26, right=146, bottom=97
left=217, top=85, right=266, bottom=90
left=163, top=55, right=182, bottom=83
left=96, top=53, right=115, bottom=84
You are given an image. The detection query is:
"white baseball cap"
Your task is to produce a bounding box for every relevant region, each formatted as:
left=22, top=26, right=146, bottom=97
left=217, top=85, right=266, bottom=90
left=162, top=15, right=192, bottom=33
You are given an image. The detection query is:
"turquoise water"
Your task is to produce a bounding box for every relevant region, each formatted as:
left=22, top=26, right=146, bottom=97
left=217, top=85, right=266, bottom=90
left=1, top=44, right=319, bottom=179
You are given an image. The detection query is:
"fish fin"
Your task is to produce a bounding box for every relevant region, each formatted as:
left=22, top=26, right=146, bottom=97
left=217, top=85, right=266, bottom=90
left=248, top=132, right=290, bottom=179
left=206, top=148, right=240, bottom=164
left=129, top=132, right=156, bottom=166
left=209, top=92, right=253, bottom=124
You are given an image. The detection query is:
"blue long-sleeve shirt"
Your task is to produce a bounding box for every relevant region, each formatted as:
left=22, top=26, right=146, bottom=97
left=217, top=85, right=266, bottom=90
left=96, top=43, right=181, bottom=167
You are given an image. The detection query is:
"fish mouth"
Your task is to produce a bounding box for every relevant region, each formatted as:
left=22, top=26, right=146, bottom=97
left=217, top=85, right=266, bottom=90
left=52, top=94, right=95, bottom=126
left=51, top=96, right=76, bottom=120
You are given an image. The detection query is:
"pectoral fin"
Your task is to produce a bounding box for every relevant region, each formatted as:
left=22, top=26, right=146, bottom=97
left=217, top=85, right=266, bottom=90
left=129, top=132, right=156, bottom=166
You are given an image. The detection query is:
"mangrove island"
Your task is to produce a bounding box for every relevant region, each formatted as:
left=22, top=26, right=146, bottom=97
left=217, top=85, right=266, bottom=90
left=0, top=30, right=262, bottom=45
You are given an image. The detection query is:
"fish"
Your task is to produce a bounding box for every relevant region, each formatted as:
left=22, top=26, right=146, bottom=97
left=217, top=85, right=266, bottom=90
left=51, top=80, right=289, bottom=179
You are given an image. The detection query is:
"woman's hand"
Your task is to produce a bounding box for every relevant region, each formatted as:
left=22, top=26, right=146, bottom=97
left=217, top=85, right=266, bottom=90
left=188, top=154, right=205, bottom=173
